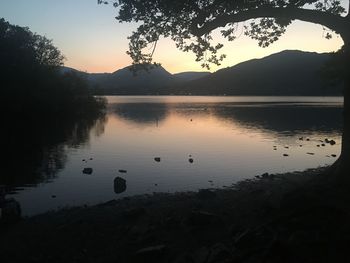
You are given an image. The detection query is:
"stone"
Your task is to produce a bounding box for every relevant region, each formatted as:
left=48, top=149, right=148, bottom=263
left=307, top=152, right=315, bottom=155
left=82, top=168, right=93, bottom=174
left=187, top=211, right=221, bottom=226
left=154, top=157, right=161, bottom=162
left=118, top=169, right=127, bottom=173
left=283, top=154, right=289, bottom=157
left=331, top=154, right=337, bottom=157
left=329, top=140, right=336, bottom=145
left=206, top=243, right=232, bottom=263
left=114, top=177, right=127, bottom=194
left=136, top=245, right=166, bottom=256
left=197, top=189, right=216, bottom=200
left=189, top=158, right=194, bottom=163
left=122, top=207, right=146, bottom=220
left=261, top=173, right=269, bottom=178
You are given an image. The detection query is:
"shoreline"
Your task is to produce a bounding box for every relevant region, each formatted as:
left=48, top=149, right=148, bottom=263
left=2, top=166, right=350, bottom=262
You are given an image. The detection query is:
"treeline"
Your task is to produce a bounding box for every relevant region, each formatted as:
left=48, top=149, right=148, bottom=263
left=0, top=18, right=105, bottom=118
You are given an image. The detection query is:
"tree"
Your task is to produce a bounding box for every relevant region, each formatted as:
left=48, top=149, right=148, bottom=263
left=100, top=0, right=350, bottom=178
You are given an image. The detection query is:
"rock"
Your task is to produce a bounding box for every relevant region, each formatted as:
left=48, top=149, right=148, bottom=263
left=300, top=145, right=303, bottom=147
left=136, top=245, right=166, bottom=256
left=306, top=138, right=310, bottom=141
left=321, top=144, right=326, bottom=146
left=284, top=146, right=289, bottom=149
left=82, top=159, right=86, bottom=162
left=192, top=247, right=210, bottom=263
left=283, top=154, right=289, bottom=157
left=0, top=198, right=21, bottom=223
left=89, top=158, right=93, bottom=160
left=307, top=152, right=315, bottom=155
left=122, top=207, right=146, bottom=220
left=261, top=172, right=269, bottom=178
left=317, top=145, right=320, bottom=147
left=206, top=243, right=232, bottom=263
left=114, top=177, right=127, bottom=194
left=189, top=158, right=194, bottom=163
left=299, top=137, right=303, bottom=141
left=82, top=168, right=93, bottom=174
left=154, top=157, right=161, bottom=162
left=118, top=169, right=127, bottom=173
left=197, top=189, right=216, bottom=200
left=331, top=154, right=337, bottom=158
left=329, top=140, right=336, bottom=145
left=187, top=211, right=221, bottom=226
left=51, top=195, right=56, bottom=198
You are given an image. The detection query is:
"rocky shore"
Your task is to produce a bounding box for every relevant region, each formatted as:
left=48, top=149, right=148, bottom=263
left=1, top=167, right=350, bottom=263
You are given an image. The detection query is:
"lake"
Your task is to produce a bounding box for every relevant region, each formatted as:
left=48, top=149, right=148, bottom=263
left=4, top=96, right=343, bottom=216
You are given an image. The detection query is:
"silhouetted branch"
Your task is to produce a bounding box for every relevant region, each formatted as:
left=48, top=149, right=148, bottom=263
left=191, top=7, right=348, bottom=37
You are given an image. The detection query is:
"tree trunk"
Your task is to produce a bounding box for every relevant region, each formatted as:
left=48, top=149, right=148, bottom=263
left=331, top=37, right=350, bottom=180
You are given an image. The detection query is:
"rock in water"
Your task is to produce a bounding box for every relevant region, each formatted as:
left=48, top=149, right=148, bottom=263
left=118, top=169, right=127, bottom=173
left=114, top=177, right=127, bottom=194
left=154, top=157, right=161, bottom=162
left=189, top=158, right=194, bottom=163
left=82, top=168, right=93, bottom=174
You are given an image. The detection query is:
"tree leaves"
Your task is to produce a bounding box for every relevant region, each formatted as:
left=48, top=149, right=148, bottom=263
left=99, top=0, right=347, bottom=69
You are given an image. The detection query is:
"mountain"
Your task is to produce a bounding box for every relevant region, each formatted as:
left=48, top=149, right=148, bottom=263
left=62, top=50, right=342, bottom=96
left=173, top=72, right=211, bottom=82
left=176, top=50, right=342, bottom=96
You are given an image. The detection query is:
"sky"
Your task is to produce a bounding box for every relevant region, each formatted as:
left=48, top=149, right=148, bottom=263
left=0, top=0, right=346, bottom=74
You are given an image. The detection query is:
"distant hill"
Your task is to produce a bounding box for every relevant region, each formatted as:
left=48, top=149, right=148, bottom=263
left=175, top=50, right=342, bottom=96
left=173, top=72, right=211, bottom=82
left=62, top=50, right=342, bottom=96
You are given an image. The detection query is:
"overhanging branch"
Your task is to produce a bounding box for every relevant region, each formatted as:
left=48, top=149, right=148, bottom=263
left=191, top=7, right=347, bottom=36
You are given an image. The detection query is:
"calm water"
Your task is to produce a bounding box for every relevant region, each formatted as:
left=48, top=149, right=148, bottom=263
left=4, top=96, right=343, bottom=216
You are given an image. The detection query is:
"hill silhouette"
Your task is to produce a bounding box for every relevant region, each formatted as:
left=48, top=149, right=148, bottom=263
left=175, top=50, right=342, bottom=96
left=64, top=50, right=342, bottom=96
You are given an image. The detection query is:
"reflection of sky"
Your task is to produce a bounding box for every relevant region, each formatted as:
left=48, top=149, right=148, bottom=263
left=10, top=96, right=343, bottom=216
left=0, top=0, right=347, bottom=73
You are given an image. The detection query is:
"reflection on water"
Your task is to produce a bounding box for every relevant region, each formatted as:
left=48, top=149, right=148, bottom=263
left=3, top=96, right=343, bottom=216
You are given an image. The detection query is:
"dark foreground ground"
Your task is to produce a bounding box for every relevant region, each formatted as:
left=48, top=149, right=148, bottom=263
left=1, top=167, right=350, bottom=263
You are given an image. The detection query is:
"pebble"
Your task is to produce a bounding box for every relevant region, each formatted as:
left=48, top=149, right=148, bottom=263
left=82, top=168, right=93, bottom=174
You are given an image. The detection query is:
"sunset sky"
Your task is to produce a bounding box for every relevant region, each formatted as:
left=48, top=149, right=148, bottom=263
left=0, top=0, right=346, bottom=73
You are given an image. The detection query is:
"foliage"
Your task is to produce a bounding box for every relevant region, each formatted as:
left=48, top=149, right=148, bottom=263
left=0, top=18, right=106, bottom=117
left=98, top=0, right=348, bottom=69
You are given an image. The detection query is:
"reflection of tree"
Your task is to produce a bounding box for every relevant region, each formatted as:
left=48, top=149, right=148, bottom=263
left=213, top=104, right=342, bottom=135
left=113, top=103, right=169, bottom=125
left=1, top=111, right=107, bottom=187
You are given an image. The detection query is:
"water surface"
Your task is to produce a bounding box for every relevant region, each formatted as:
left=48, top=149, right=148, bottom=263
left=4, top=96, right=343, bottom=216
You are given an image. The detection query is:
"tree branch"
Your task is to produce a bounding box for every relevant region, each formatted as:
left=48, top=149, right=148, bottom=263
left=191, top=7, right=347, bottom=36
